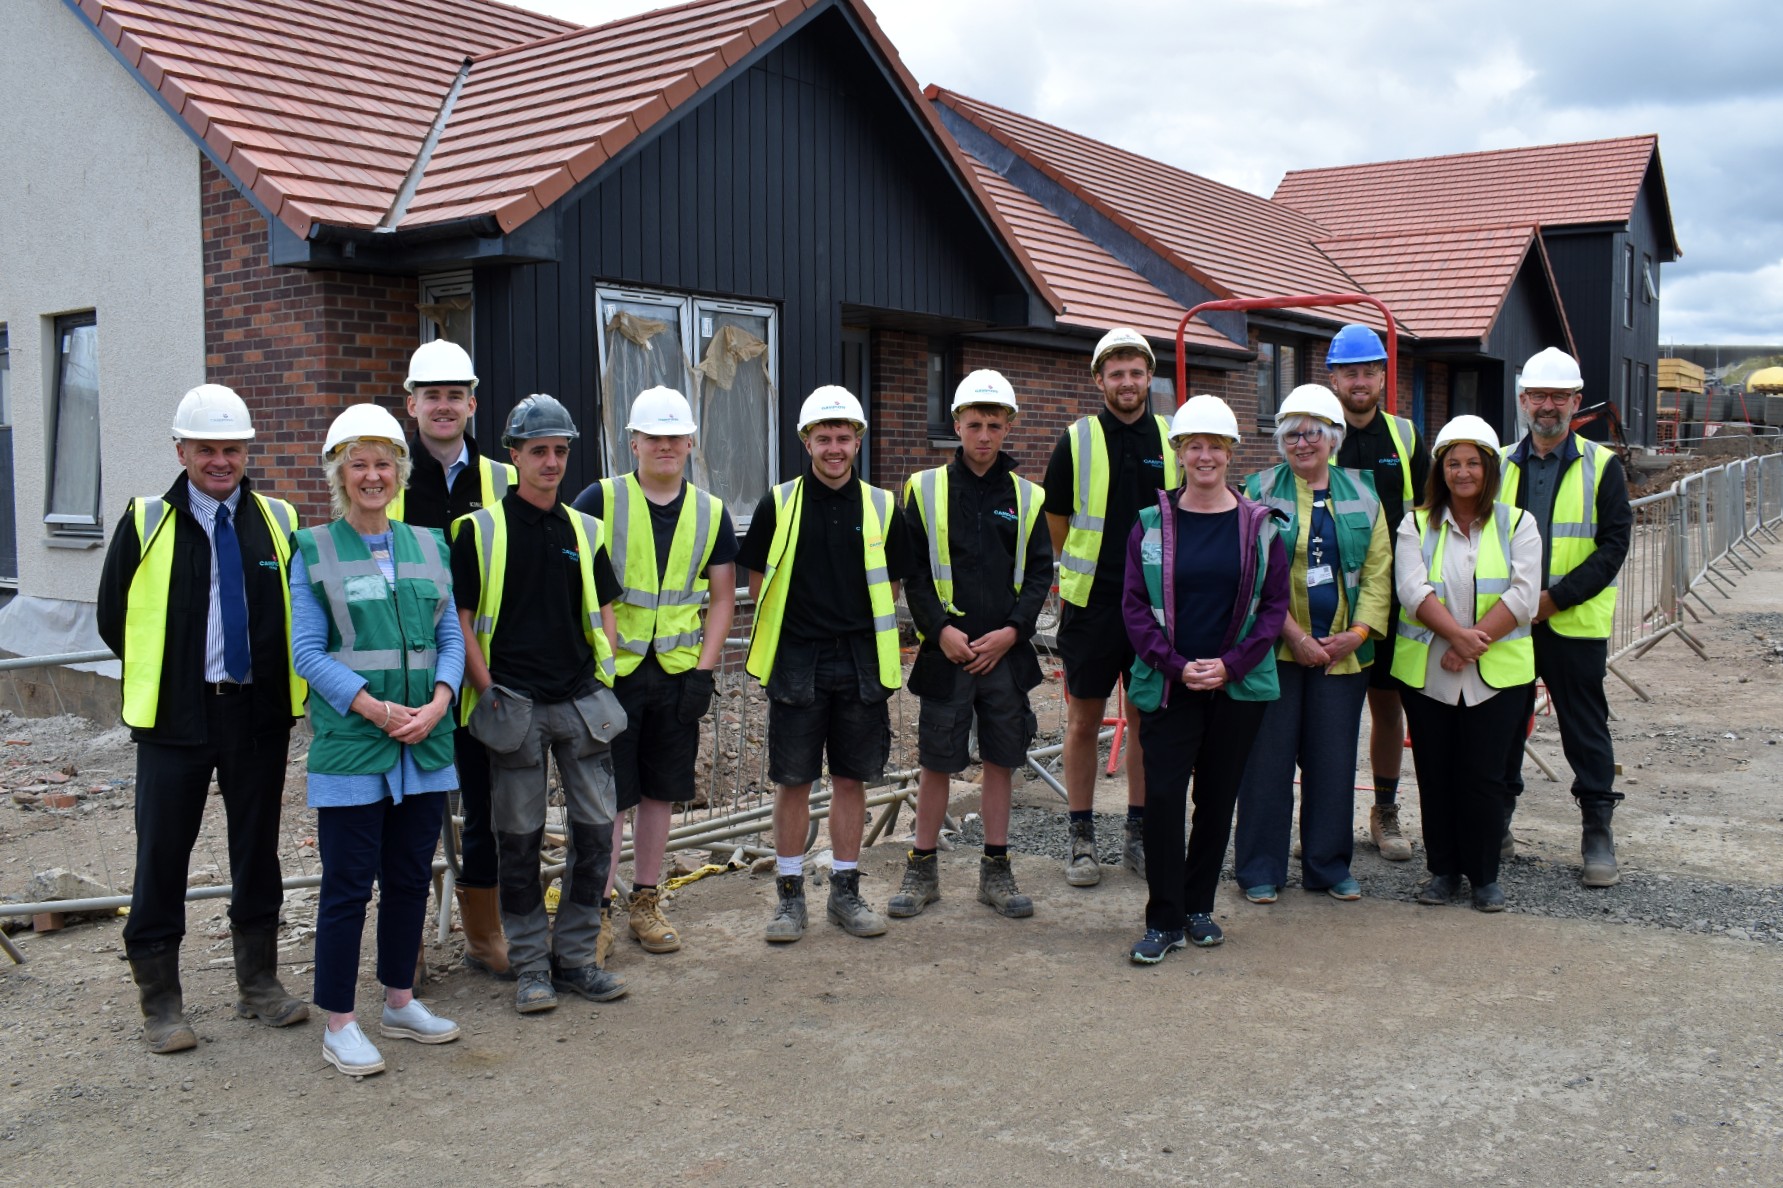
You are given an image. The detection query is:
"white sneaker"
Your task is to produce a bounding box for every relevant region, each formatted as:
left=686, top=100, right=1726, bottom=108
left=380, top=999, right=462, bottom=1045
left=323, top=1021, right=386, bottom=1075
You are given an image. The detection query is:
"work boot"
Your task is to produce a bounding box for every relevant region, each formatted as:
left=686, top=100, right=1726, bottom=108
left=825, top=870, right=887, bottom=937
left=594, top=892, right=618, bottom=969
left=977, top=855, right=1033, bottom=918
left=1579, top=797, right=1621, bottom=887
left=1122, top=818, right=1146, bottom=878
left=886, top=851, right=940, bottom=918
left=128, top=950, right=197, bottom=1054
left=1370, top=804, right=1413, bottom=862
left=514, top=969, right=558, bottom=1014
left=628, top=886, right=681, bottom=953
left=764, top=875, right=808, bottom=944
left=454, top=885, right=512, bottom=978
left=232, top=929, right=310, bottom=1028
left=1500, top=800, right=1517, bottom=861
left=1064, top=819, right=1101, bottom=887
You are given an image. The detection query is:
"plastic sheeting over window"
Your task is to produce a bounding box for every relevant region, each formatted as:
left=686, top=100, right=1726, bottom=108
left=694, top=315, right=774, bottom=515
left=600, top=304, right=692, bottom=481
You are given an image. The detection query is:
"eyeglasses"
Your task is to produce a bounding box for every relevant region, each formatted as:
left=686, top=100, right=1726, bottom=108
left=1522, top=391, right=1576, bottom=407
left=1282, top=429, right=1326, bottom=444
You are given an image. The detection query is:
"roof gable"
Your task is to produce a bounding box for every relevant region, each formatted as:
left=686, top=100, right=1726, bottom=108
left=1315, top=225, right=1549, bottom=343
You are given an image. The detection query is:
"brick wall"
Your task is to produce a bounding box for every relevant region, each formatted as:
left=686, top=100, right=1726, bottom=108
left=202, top=160, right=418, bottom=525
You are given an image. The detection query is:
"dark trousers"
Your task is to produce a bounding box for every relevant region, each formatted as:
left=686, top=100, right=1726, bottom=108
left=312, top=792, right=446, bottom=1014
left=1506, top=624, right=1619, bottom=803
left=455, top=729, right=498, bottom=888
left=122, top=696, right=291, bottom=958
left=1404, top=688, right=1527, bottom=886
left=1233, top=664, right=1369, bottom=891
left=1138, top=690, right=1267, bottom=930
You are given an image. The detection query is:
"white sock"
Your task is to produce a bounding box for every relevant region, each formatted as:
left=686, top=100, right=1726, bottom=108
left=832, top=859, right=858, bottom=873
left=776, top=855, right=804, bottom=878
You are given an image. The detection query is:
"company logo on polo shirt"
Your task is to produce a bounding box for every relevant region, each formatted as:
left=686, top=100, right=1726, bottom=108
left=561, top=548, right=580, bottom=561
left=993, top=508, right=1019, bottom=523
left=1143, top=458, right=1164, bottom=469
left=258, top=560, right=281, bottom=569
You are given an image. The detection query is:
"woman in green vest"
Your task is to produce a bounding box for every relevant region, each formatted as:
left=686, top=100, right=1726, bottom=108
left=1234, top=385, right=1392, bottom=905
left=1391, top=416, right=1542, bottom=912
left=289, top=404, right=465, bottom=1076
left=1120, top=395, right=1289, bottom=964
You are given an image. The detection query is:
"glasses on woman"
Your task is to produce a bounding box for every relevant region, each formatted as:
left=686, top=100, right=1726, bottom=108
left=1282, top=429, right=1325, bottom=444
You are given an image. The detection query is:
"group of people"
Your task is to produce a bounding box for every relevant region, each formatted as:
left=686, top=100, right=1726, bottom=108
left=96, top=321, right=1630, bottom=1072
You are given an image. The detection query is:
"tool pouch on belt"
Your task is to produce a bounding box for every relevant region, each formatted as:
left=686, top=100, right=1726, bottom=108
left=571, top=684, right=628, bottom=745
left=764, top=640, right=818, bottom=707
left=468, top=683, right=533, bottom=756
left=677, top=668, right=716, bottom=724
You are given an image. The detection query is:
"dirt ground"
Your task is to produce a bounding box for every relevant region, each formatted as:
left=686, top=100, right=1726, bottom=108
left=3, top=548, right=1781, bottom=1184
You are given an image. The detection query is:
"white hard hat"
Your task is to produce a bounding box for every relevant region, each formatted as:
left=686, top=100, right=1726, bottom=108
left=796, top=385, right=866, bottom=436
left=1517, top=347, right=1583, bottom=393
left=1432, top=414, right=1500, bottom=456
left=324, top=403, right=409, bottom=461
left=1277, top=383, right=1345, bottom=426
left=1091, top=327, right=1155, bottom=375
left=172, top=384, right=255, bottom=441
left=627, top=386, right=698, bottom=436
left=405, top=339, right=478, bottom=393
left=1169, top=394, right=1240, bottom=445
left=951, top=369, right=1018, bottom=418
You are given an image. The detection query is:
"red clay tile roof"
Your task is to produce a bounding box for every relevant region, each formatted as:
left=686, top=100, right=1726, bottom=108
left=1275, top=136, right=1679, bottom=258
left=930, top=88, right=1388, bottom=333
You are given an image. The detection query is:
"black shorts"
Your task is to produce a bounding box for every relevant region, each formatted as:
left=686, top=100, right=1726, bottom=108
left=1056, top=596, right=1135, bottom=700
left=610, top=657, right=706, bottom=810
left=766, top=641, right=890, bottom=788
left=917, top=660, right=1036, bottom=774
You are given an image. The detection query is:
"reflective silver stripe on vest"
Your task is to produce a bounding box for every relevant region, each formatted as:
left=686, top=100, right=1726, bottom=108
left=665, top=487, right=716, bottom=608
left=1264, top=495, right=1295, bottom=518
left=486, top=460, right=511, bottom=502
left=258, top=496, right=294, bottom=541
left=1575, top=442, right=1598, bottom=537
left=916, top=469, right=951, bottom=586
left=654, top=629, right=704, bottom=654
left=607, top=477, right=634, bottom=588
left=307, top=528, right=405, bottom=671
left=139, top=498, right=169, bottom=550
left=1068, top=420, right=1104, bottom=532
left=1396, top=620, right=1435, bottom=645
left=1011, top=476, right=1038, bottom=592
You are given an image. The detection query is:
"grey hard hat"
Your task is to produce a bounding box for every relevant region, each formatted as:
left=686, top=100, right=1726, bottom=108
left=501, top=393, right=579, bottom=449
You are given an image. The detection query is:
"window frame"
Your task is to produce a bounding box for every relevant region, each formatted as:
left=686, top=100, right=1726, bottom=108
left=418, top=270, right=475, bottom=353
left=45, top=312, right=103, bottom=537
left=1254, top=335, right=1305, bottom=429
left=1623, top=241, right=1636, bottom=328
left=925, top=336, right=957, bottom=442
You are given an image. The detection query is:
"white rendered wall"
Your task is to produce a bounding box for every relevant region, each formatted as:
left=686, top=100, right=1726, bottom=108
left=0, top=0, right=205, bottom=609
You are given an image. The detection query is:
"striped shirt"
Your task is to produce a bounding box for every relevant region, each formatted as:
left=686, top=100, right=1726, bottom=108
left=185, top=484, right=251, bottom=686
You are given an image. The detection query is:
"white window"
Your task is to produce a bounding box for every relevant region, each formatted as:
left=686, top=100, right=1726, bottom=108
left=419, top=271, right=474, bottom=353
left=46, top=313, right=101, bottom=537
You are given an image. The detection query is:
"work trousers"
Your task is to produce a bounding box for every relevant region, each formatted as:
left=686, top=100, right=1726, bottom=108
left=122, top=694, right=290, bottom=958
left=489, top=697, right=617, bottom=974
left=1505, top=624, right=1619, bottom=803
left=312, top=791, right=446, bottom=1014
left=1137, top=690, right=1267, bottom=930
left=1233, top=663, right=1369, bottom=892
left=1404, top=686, right=1528, bottom=886
left=454, top=729, right=498, bottom=888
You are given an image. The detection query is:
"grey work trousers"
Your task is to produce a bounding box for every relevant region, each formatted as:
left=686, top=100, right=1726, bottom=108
left=489, top=696, right=618, bottom=974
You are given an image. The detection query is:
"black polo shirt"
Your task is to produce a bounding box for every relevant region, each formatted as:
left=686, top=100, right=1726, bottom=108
left=1042, top=409, right=1171, bottom=604
left=451, top=492, right=621, bottom=702
left=569, top=479, right=739, bottom=585
left=403, top=434, right=501, bottom=532
left=735, top=468, right=917, bottom=644
left=1336, top=411, right=1429, bottom=535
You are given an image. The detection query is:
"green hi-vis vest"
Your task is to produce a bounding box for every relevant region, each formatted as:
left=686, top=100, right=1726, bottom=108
left=1243, top=463, right=1381, bottom=666
left=1379, top=412, right=1417, bottom=506
left=1058, top=414, right=1180, bottom=607
left=122, top=492, right=306, bottom=729
left=294, top=519, right=455, bottom=775
left=745, top=477, right=901, bottom=690
left=1126, top=503, right=1280, bottom=710
left=600, top=474, right=722, bottom=677
left=1500, top=435, right=1618, bottom=639
left=1391, top=503, right=1535, bottom=690
left=389, top=454, right=517, bottom=535
left=458, top=501, right=617, bottom=724
left=901, top=465, right=1043, bottom=638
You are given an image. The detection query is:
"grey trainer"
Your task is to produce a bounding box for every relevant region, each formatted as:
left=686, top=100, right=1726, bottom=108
left=1065, top=819, right=1101, bottom=887
left=826, top=869, right=887, bottom=937
left=886, top=851, right=940, bottom=918
left=977, top=855, right=1033, bottom=918
left=1122, top=818, right=1146, bottom=878
left=765, top=875, right=808, bottom=944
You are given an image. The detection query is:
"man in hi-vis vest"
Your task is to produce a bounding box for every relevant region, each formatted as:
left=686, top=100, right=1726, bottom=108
left=388, top=339, right=517, bottom=980
left=736, top=386, right=917, bottom=944
left=1499, top=347, right=1632, bottom=887
left=890, top=370, right=1052, bottom=922
left=571, top=387, right=737, bottom=960
left=1042, top=328, right=1178, bottom=887
left=96, top=385, right=310, bottom=1054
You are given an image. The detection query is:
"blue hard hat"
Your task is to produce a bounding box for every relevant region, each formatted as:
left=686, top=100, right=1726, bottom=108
left=1326, top=324, right=1387, bottom=366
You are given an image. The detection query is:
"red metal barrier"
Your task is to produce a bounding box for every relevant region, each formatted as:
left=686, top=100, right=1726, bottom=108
left=1175, top=293, right=1401, bottom=415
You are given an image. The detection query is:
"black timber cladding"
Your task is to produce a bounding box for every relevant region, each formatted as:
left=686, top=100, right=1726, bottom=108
left=471, top=7, right=1035, bottom=493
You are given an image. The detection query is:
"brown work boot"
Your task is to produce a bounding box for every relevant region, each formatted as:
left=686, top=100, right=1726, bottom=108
left=628, top=885, right=681, bottom=953
left=129, top=950, right=197, bottom=1054
left=231, top=929, right=310, bottom=1028
left=594, top=892, right=618, bottom=969
left=886, top=850, right=940, bottom=918
left=1370, top=804, right=1413, bottom=862
left=977, top=855, right=1033, bottom=918
left=454, top=885, right=512, bottom=978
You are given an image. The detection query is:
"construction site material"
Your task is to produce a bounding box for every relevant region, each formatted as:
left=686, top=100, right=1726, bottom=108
left=1658, top=357, right=1705, bottom=393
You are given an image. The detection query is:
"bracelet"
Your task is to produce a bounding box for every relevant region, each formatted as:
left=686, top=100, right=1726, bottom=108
left=380, top=701, right=392, bottom=728
left=1351, top=624, right=1370, bottom=641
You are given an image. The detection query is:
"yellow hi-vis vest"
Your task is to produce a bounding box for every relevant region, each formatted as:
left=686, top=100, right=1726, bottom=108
left=1058, top=414, right=1178, bottom=606
left=600, top=474, right=722, bottom=677
left=457, top=501, right=616, bottom=724
left=388, top=454, right=517, bottom=535
left=1391, top=503, right=1535, bottom=690
left=745, top=477, right=901, bottom=690
left=1499, top=435, right=1618, bottom=639
left=121, top=492, right=307, bottom=728
left=902, top=464, right=1043, bottom=638
left=1379, top=412, right=1417, bottom=506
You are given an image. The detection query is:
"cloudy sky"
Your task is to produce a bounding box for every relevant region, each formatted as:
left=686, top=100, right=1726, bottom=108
left=526, top=0, right=1782, bottom=346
